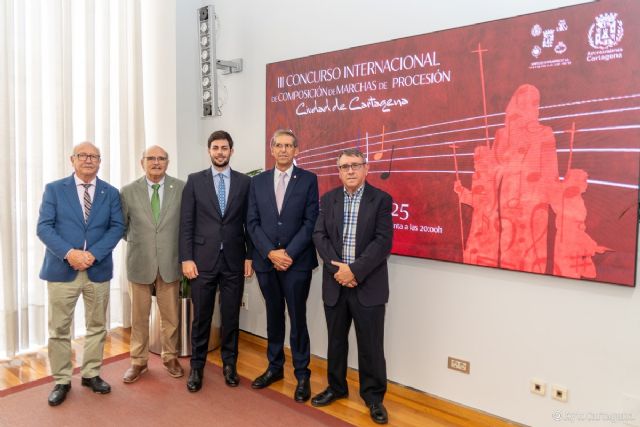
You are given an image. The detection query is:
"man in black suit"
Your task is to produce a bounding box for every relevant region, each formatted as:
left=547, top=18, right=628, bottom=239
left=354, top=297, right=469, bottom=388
left=179, top=130, right=253, bottom=392
left=311, top=148, right=393, bottom=424
left=247, top=129, right=319, bottom=402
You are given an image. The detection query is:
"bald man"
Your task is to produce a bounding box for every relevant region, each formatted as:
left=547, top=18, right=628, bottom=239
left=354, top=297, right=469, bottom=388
left=120, top=146, right=186, bottom=383
left=37, top=142, right=125, bottom=406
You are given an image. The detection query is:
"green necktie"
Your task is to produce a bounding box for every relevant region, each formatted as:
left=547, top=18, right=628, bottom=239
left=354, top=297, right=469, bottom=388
left=151, top=184, right=160, bottom=222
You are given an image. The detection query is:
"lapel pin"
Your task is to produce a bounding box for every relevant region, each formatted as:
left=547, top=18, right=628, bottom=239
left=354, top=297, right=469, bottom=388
left=293, top=175, right=297, bottom=179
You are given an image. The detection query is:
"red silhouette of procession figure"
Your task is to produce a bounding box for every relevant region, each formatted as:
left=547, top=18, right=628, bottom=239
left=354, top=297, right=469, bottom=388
left=494, top=84, right=559, bottom=273
left=550, top=168, right=607, bottom=279
left=453, top=84, right=603, bottom=279
left=453, top=145, right=499, bottom=267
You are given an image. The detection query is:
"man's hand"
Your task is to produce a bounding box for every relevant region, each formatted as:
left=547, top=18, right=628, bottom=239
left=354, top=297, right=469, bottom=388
left=182, top=260, right=199, bottom=280
left=84, top=251, right=95, bottom=265
left=268, top=249, right=293, bottom=271
left=331, top=261, right=356, bottom=286
left=67, top=249, right=94, bottom=271
left=244, top=259, right=254, bottom=278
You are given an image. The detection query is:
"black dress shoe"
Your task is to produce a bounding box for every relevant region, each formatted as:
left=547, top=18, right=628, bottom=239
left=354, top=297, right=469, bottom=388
left=81, top=376, right=111, bottom=394
left=251, top=369, right=284, bottom=389
left=48, top=383, right=71, bottom=406
left=187, top=368, right=203, bottom=392
left=294, top=378, right=311, bottom=402
left=369, top=402, right=388, bottom=424
left=310, top=387, right=348, bottom=407
left=223, top=365, right=239, bottom=387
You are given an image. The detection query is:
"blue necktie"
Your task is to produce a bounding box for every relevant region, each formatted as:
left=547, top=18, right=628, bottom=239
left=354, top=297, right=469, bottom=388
left=217, top=173, right=226, bottom=215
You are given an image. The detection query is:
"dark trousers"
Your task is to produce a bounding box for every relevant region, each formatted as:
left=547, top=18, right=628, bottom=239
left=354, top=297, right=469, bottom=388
left=324, top=287, right=387, bottom=405
left=190, top=254, right=244, bottom=369
left=256, top=269, right=312, bottom=380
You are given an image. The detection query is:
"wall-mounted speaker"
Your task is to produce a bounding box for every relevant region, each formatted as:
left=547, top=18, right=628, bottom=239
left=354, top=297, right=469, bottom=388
left=198, top=5, right=217, bottom=117
left=198, top=5, right=243, bottom=118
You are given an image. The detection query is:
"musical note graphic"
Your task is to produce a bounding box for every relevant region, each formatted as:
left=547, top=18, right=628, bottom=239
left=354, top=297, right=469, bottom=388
left=373, top=125, right=385, bottom=160
left=380, top=145, right=395, bottom=180
left=365, top=131, right=369, bottom=162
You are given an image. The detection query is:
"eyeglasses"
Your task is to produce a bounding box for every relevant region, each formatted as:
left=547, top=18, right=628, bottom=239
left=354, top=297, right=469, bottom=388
left=273, top=143, right=295, bottom=151
left=74, top=153, right=101, bottom=162
left=338, top=162, right=366, bottom=171
left=144, top=156, right=168, bottom=162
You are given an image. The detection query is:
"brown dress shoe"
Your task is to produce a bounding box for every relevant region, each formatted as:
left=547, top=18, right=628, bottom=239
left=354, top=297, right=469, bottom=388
left=163, top=358, right=184, bottom=378
left=123, top=364, right=148, bottom=383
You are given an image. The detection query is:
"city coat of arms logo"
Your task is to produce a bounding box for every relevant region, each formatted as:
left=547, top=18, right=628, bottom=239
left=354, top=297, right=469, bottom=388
left=588, top=12, right=624, bottom=49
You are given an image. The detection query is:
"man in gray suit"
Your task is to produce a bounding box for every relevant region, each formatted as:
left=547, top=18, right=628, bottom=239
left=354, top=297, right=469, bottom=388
left=120, top=145, right=186, bottom=383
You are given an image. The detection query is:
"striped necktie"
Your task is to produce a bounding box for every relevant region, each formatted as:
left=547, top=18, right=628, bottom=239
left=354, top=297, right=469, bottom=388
left=81, top=183, right=92, bottom=222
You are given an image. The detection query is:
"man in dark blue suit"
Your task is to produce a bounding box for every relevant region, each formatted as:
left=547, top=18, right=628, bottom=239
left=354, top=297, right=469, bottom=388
left=180, top=130, right=254, bottom=392
left=37, top=142, right=124, bottom=406
left=247, top=129, right=319, bottom=402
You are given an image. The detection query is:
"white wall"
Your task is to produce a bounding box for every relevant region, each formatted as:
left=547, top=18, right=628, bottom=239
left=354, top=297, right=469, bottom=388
left=175, top=2, right=640, bottom=426
left=140, top=0, right=178, bottom=166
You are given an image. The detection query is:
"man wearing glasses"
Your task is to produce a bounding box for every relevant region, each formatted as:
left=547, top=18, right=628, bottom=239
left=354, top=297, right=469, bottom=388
left=120, top=146, right=185, bottom=383
left=247, top=129, right=318, bottom=402
left=311, top=148, right=393, bottom=424
left=37, top=142, right=124, bottom=406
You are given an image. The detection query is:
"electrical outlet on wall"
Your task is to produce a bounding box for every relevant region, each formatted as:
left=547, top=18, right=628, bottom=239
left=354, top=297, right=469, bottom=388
left=530, top=378, right=546, bottom=396
left=447, top=357, right=470, bottom=374
left=551, top=384, right=568, bottom=402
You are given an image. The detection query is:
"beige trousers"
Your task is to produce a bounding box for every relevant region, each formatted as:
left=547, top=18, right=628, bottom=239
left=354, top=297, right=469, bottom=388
left=129, top=273, right=179, bottom=365
left=47, top=271, right=110, bottom=384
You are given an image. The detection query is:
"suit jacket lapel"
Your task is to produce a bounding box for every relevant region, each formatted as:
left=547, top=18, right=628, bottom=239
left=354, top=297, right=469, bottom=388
left=266, top=169, right=278, bottom=214
left=334, top=188, right=345, bottom=246
left=355, top=183, right=372, bottom=255
left=135, top=177, right=155, bottom=224
left=159, top=175, right=177, bottom=223
left=203, top=168, right=223, bottom=218
left=63, top=175, right=85, bottom=225
left=280, top=166, right=300, bottom=214
left=225, top=169, right=239, bottom=216
left=88, top=178, right=107, bottom=225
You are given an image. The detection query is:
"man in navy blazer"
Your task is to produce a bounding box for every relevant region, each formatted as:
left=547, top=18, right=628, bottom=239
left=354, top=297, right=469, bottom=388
left=37, top=142, right=124, bottom=406
left=247, top=129, right=319, bottom=403
left=180, top=130, right=254, bottom=392
left=311, top=148, right=393, bottom=425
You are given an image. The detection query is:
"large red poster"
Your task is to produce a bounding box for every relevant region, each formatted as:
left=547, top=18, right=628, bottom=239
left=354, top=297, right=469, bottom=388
left=265, top=0, right=640, bottom=286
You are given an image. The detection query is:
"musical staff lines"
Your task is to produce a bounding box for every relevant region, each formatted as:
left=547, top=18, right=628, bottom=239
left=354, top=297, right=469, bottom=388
left=295, top=92, right=640, bottom=189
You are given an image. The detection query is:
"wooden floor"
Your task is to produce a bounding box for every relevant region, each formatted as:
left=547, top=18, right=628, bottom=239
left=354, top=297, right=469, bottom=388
left=0, top=328, right=518, bottom=427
